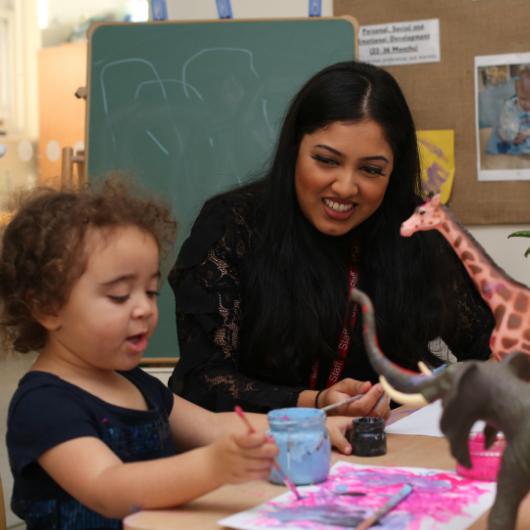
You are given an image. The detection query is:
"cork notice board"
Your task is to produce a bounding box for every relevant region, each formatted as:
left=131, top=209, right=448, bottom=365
left=335, top=0, right=530, bottom=224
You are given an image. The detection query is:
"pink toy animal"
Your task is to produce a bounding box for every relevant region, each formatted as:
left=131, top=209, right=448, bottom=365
left=401, top=194, right=530, bottom=361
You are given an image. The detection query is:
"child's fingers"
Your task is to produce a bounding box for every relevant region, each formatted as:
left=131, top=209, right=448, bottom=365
left=229, top=456, right=277, bottom=483
left=233, top=432, right=267, bottom=447
left=242, top=445, right=279, bottom=463
left=233, top=432, right=279, bottom=455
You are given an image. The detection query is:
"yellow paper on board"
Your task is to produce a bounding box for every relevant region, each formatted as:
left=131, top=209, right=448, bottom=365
left=417, top=130, right=455, bottom=204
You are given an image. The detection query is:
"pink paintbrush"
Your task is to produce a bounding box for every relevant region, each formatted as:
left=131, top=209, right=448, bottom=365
left=234, top=405, right=303, bottom=500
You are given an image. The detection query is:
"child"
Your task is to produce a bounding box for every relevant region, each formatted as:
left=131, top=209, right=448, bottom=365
left=1, top=179, right=353, bottom=529
left=496, top=65, right=530, bottom=154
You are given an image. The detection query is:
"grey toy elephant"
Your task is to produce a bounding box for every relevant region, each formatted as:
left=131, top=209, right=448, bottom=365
left=351, top=287, right=530, bottom=530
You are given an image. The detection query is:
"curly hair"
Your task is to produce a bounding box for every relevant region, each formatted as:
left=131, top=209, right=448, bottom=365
left=0, top=176, right=176, bottom=353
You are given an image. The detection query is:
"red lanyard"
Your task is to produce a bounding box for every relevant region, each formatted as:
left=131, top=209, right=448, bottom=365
left=309, top=265, right=359, bottom=390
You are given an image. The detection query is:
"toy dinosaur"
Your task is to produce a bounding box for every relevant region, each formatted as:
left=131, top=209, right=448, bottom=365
left=351, top=287, right=530, bottom=530
left=400, top=194, right=530, bottom=361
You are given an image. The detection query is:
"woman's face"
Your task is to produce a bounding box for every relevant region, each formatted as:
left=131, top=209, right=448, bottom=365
left=295, top=120, right=393, bottom=237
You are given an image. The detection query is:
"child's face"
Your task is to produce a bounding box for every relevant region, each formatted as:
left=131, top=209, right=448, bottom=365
left=42, top=225, right=160, bottom=371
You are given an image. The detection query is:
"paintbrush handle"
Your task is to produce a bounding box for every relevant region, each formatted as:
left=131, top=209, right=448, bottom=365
left=321, top=393, right=363, bottom=413
left=354, top=483, right=413, bottom=530
left=234, top=405, right=302, bottom=500
left=271, top=462, right=302, bottom=500
left=234, top=405, right=255, bottom=433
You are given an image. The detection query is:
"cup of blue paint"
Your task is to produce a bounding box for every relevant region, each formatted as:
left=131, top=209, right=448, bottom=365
left=267, top=407, right=331, bottom=485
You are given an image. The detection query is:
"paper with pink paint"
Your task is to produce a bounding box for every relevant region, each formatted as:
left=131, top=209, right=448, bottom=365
left=219, top=461, right=495, bottom=530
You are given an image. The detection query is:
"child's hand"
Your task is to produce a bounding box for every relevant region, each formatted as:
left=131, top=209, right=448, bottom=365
left=514, top=130, right=530, bottom=144
left=326, top=416, right=353, bottom=455
left=209, top=431, right=278, bottom=484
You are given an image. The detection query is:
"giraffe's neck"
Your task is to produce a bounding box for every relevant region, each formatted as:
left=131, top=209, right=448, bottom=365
left=435, top=209, right=521, bottom=310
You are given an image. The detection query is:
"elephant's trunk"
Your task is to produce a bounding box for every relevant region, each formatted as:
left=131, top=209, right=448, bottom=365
left=351, top=288, right=438, bottom=401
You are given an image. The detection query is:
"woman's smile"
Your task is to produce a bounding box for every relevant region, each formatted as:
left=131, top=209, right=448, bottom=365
left=322, top=197, right=357, bottom=219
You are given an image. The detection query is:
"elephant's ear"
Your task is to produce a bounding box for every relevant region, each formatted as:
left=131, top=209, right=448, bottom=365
left=503, top=352, right=530, bottom=381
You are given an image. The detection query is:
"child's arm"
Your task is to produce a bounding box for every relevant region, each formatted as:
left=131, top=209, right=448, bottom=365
left=167, top=394, right=355, bottom=457
left=166, top=394, right=271, bottom=449
left=38, top=427, right=277, bottom=519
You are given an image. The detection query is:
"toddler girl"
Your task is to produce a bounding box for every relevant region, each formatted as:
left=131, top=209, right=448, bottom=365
left=0, top=179, right=353, bottom=529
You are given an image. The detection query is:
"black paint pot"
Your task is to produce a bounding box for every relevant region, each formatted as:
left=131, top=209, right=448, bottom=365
left=350, top=417, right=387, bottom=456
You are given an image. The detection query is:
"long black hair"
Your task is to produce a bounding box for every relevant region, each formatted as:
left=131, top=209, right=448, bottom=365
left=230, top=61, right=463, bottom=382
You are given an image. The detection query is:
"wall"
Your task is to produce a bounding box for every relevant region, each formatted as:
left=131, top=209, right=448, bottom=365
left=166, top=0, right=333, bottom=19
left=37, top=42, right=86, bottom=186
left=470, top=225, right=530, bottom=285
left=0, top=0, right=39, bottom=226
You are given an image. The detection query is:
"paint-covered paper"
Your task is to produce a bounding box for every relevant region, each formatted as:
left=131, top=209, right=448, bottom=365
left=219, top=461, right=495, bottom=530
left=417, top=130, right=455, bottom=204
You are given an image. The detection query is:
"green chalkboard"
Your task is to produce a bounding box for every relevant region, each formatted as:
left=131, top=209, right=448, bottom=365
left=86, top=17, right=357, bottom=359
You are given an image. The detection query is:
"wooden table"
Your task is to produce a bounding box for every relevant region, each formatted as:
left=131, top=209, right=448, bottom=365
left=124, top=431, right=530, bottom=529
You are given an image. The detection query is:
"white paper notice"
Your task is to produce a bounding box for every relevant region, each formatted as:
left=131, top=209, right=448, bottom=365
left=386, top=401, right=485, bottom=437
left=359, top=18, right=440, bottom=67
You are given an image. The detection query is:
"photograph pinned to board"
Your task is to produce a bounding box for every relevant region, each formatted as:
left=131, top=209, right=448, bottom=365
left=417, top=129, right=455, bottom=203
left=219, top=461, right=495, bottom=530
left=475, top=52, right=530, bottom=181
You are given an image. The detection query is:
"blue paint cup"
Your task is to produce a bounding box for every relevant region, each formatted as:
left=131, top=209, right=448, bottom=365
left=267, top=407, right=331, bottom=485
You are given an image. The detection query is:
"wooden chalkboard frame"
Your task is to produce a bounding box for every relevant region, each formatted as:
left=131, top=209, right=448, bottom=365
left=84, top=16, right=358, bottom=361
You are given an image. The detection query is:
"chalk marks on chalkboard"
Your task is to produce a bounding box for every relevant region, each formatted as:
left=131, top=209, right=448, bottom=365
left=181, top=47, right=259, bottom=99
left=145, top=129, right=170, bottom=156
left=261, top=99, right=275, bottom=139
left=97, top=46, right=278, bottom=159
left=100, top=58, right=169, bottom=114
left=93, top=39, right=309, bottom=219
left=135, top=79, right=204, bottom=102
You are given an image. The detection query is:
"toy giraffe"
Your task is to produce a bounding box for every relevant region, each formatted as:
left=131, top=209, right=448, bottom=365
left=400, top=194, right=530, bottom=362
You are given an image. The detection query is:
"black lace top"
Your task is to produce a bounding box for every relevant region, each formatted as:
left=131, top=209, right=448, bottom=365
left=168, top=190, right=493, bottom=412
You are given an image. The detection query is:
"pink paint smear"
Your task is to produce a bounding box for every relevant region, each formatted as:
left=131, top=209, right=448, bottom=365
left=249, top=461, right=492, bottom=530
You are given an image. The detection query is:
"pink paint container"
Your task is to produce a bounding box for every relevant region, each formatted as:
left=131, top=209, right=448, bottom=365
left=456, top=432, right=506, bottom=481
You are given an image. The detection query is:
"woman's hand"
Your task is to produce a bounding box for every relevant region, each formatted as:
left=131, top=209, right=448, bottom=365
left=326, top=416, right=354, bottom=455
left=318, top=379, right=390, bottom=419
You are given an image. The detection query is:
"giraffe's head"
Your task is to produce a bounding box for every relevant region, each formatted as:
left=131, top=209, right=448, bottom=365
left=400, top=194, right=444, bottom=237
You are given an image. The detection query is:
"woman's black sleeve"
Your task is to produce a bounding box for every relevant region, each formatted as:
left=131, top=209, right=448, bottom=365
left=167, top=200, right=304, bottom=412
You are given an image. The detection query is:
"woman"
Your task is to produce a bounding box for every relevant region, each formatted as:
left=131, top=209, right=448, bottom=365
left=168, top=61, right=493, bottom=414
